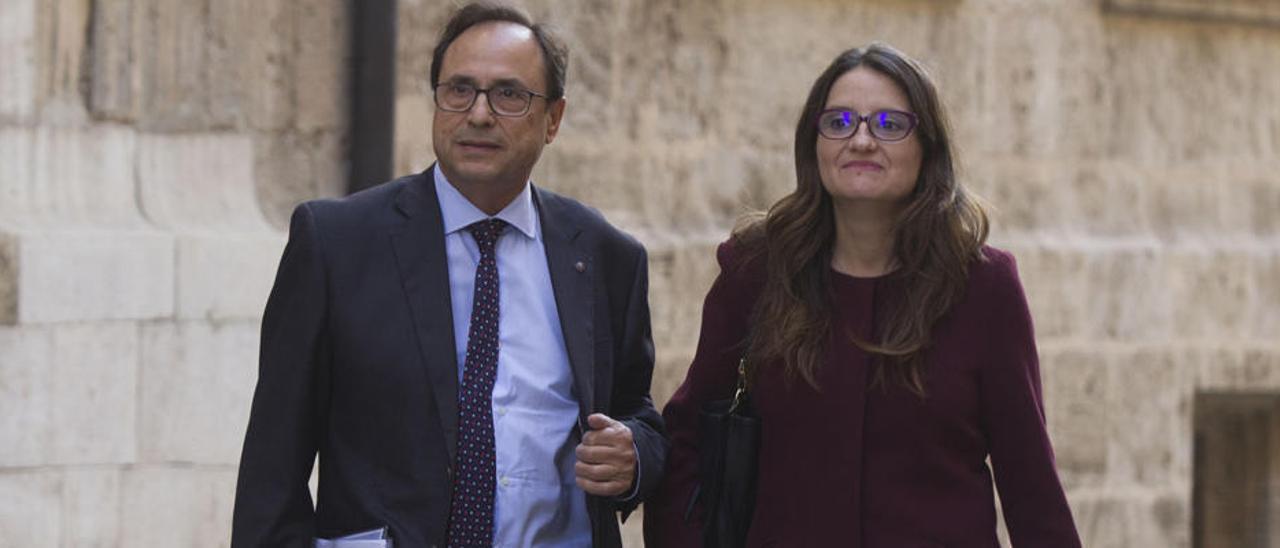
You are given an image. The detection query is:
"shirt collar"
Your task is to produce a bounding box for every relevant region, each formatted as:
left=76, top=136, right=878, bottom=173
left=433, top=166, right=539, bottom=240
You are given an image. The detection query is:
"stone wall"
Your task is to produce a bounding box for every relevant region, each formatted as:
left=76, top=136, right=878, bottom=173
left=395, top=0, right=1280, bottom=545
left=1, top=0, right=1277, bottom=546
left=0, top=0, right=349, bottom=545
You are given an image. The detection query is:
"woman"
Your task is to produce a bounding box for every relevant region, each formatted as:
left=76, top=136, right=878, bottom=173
left=643, top=43, right=1081, bottom=547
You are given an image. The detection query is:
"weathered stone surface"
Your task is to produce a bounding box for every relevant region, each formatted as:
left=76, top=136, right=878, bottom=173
left=119, top=466, right=237, bottom=546
left=1252, top=252, right=1280, bottom=340
left=0, top=326, right=53, bottom=467
left=1074, top=494, right=1191, bottom=548
left=130, top=0, right=207, bottom=131
left=253, top=129, right=348, bottom=229
left=1167, top=249, right=1254, bottom=340
left=0, top=233, right=16, bottom=324
left=0, top=323, right=138, bottom=467
left=0, top=470, right=62, bottom=546
left=176, top=233, right=284, bottom=321
left=393, top=94, right=434, bottom=177
left=62, top=467, right=123, bottom=545
left=645, top=237, right=722, bottom=360
left=139, top=322, right=258, bottom=464
left=0, top=0, right=37, bottom=122
left=48, top=323, right=139, bottom=465
left=1001, top=245, right=1089, bottom=340
left=86, top=0, right=137, bottom=122
left=34, top=0, right=91, bottom=124
left=1105, top=348, right=1194, bottom=488
left=0, top=126, right=140, bottom=227
left=137, top=132, right=266, bottom=230
left=293, top=0, right=349, bottom=134
left=1040, top=346, right=1109, bottom=487
left=1082, top=248, right=1172, bottom=340
left=16, top=229, right=174, bottom=323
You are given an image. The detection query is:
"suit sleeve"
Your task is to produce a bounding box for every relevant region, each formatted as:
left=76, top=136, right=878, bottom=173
left=232, top=203, right=328, bottom=547
left=609, top=244, right=668, bottom=517
left=643, top=241, right=756, bottom=547
left=979, top=251, right=1082, bottom=547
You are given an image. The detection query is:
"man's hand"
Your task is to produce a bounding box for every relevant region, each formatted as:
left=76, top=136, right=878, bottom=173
left=574, top=413, right=637, bottom=497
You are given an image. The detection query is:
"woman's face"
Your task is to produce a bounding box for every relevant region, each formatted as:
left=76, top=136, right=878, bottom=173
left=815, top=66, right=923, bottom=212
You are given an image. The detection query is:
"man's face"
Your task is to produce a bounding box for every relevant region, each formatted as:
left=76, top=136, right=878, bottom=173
left=432, top=22, right=565, bottom=199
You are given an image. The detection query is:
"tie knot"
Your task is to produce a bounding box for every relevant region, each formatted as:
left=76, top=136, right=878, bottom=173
left=467, top=218, right=507, bottom=251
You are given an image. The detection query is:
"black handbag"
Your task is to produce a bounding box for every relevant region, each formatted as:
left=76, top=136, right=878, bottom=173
left=694, top=358, right=760, bottom=548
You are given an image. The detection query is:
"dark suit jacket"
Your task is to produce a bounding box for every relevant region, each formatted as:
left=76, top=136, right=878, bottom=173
left=232, top=168, right=666, bottom=548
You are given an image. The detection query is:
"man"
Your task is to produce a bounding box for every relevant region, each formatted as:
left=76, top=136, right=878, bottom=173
left=231, top=3, right=666, bottom=546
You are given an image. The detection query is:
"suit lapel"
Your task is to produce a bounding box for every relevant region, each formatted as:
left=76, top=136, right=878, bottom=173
left=389, top=167, right=461, bottom=462
left=535, top=188, right=596, bottom=421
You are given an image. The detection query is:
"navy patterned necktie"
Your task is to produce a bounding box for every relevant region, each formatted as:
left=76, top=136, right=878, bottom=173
left=447, top=218, right=507, bottom=547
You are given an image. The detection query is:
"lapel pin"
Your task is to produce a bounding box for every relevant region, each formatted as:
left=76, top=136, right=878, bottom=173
left=574, top=261, right=586, bottom=273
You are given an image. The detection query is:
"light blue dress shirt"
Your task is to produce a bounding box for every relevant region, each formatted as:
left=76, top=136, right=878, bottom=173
left=433, top=170, right=592, bottom=547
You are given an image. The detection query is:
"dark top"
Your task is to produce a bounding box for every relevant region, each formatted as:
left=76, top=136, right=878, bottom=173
left=643, top=240, right=1081, bottom=547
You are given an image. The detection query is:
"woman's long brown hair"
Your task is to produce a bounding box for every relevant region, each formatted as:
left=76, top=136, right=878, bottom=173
left=737, top=43, right=989, bottom=397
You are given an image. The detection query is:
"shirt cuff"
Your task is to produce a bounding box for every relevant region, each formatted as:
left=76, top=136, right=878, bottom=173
left=614, top=440, right=643, bottom=503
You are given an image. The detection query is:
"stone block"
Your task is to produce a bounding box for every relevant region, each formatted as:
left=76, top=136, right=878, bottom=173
left=533, top=144, right=646, bottom=227
left=0, top=233, right=16, bottom=324
left=48, top=323, right=139, bottom=465
left=138, top=132, right=268, bottom=231
left=394, top=1, right=450, bottom=97
left=1082, top=248, right=1171, bottom=340
left=393, top=93, right=434, bottom=178
left=1070, top=163, right=1150, bottom=238
left=62, top=467, right=123, bottom=546
left=1039, top=346, right=1108, bottom=488
left=1073, top=494, right=1190, bottom=548
left=293, top=0, right=349, bottom=133
left=119, top=466, right=237, bottom=546
left=538, top=0, right=619, bottom=138
left=652, top=351, right=696, bottom=412
left=207, top=0, right=293, bottom=132
left=1105, top=348, right=1194, bottom=488
left=1147, top=170, right=1228, bottom=242
left=0, top=129, right=34, bottom=226
left=972, top=160, right=1074, bottom=236
left=131, top=0, right=212, bottom=131
left=0, top=470, right=62, bottom=546
left=0, top=0, right=37, bottom=122
left=646, top=237, right=723, bottom=358
left=620, top=507, right=642, bottom=547
left=1, top=126, right=140, bottom=227
left=1245, top=173, right=1280, bottom=236
left=611, top=0, right=728, bottom=143
left=87, top=0, right=138, bottom=122
left=1251, top=251, right=1280, bottom=341
left=176, top=232, right=284, bottom=321
left=0, top=325, right=53, bottom=466
left=1166, top=250, right=1254, bottom=340
left=16, top=229, right=174, bottom=323
left=34, top=0, right=91, bottom=122
left=1004, top=245, right=1088, bottom=341
left=1101, top=20, right=1272, bottom=167
left=254, top=130, right=348, bottom=229
left=1, top=324, right=136, bottom=468
left=139, top=322, right=259, bottom=464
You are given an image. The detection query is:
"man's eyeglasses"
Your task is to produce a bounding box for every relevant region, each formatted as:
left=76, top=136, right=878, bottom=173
left=434, top=82, right=548, bottom=117
left=817, top=109, right=919, bottom=142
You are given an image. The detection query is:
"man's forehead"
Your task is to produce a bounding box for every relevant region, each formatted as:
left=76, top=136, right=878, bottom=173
left=439, top=21, right=544, bottom=84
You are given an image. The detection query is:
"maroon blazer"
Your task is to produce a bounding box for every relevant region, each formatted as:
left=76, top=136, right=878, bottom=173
left=643, top=240, right=1081, bottom=547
